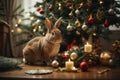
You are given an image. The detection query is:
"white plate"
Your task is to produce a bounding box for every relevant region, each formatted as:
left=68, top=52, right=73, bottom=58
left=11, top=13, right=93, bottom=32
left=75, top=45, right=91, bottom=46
left=25, top=69, right=53, bottom=75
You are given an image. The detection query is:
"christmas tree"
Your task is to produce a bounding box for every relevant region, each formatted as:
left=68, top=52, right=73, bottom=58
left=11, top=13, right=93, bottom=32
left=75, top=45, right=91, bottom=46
left=15, top=0, right=120, bottom=67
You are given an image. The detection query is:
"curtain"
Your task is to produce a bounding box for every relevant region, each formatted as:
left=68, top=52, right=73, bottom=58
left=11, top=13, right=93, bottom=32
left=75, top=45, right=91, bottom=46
left=2, top=0, right=23, bottom=57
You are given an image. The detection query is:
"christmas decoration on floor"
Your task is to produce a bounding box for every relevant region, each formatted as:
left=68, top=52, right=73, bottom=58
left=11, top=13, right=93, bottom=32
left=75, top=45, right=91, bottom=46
left=14, top=0, right=120, bottom=69
left=111, top=40, right=120, bottom=66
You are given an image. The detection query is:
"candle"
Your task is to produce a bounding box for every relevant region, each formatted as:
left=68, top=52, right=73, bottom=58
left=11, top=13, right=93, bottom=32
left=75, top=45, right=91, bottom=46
left=84, top=42, right=92, bottom=53
left=65, top=59, right=74, bottom=70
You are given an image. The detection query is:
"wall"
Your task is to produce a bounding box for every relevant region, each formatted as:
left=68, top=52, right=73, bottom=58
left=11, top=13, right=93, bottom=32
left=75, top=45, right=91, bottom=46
left=101, top=30, right=120, bottom=50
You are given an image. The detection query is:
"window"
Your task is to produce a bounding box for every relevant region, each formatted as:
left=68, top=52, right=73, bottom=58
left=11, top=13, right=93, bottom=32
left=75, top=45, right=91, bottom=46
left=23, top=0, right=42, bottom=12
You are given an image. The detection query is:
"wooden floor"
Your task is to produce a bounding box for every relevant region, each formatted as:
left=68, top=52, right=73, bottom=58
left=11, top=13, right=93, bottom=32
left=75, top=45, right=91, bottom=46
left=0, top=64, right=120, bottom=80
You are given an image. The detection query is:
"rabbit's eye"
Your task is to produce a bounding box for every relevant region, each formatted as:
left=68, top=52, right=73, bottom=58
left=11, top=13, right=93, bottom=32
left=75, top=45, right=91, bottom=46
left=51, top=32, right=55, bottom=36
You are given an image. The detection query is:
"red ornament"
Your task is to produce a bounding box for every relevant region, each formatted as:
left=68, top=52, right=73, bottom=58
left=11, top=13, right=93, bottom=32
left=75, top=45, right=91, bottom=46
left=88, top=17, right=94, bottom=24
left=104, top=20, right=110, bottom=27
left=48, top=5, right=54, bottom=11
left=37, top=7, right=41, bottom=11
left=39, top=9, right=44, bottom=14
left=67, top=40, right=78, bottom=50
left=66, top=3, right=72, bottom=8
left=80, top=61, right=88, bottom=71
left=62, top=52, right=69, bottom=60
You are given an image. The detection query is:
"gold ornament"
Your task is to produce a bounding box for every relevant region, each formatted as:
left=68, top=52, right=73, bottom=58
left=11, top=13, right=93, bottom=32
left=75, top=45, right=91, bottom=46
left=70, top=52, right=78, bottom=60
left=79, top=2, right=84, bottom=8
left=75, top=19, right=81, bottom=27
left=100, top=51, right=112, bottom=65
left=69, top=11, right=73, bottom=16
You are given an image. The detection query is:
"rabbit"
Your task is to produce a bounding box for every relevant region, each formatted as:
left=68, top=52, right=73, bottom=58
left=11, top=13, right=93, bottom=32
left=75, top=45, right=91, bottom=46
left=23, top=17, right=62, bottom=65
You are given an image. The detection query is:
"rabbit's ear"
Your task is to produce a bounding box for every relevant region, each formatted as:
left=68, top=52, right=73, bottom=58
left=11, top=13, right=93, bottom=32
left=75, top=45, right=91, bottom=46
left=54, top=17, right=62, bottom=28
left=45, top=18, right=52, bottom=32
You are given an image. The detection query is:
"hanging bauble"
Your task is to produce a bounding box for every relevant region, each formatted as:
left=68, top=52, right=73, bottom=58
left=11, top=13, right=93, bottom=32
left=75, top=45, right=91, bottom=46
left=52, top=60, right=59, bottom=68
left=108, top=8, right=115, bottom=15
left=75, top=9, right=80, bottom=15
left=100, top=51, right=112, bottom=65
left=76, top=31, right=81, bottom=35
left=80, top=61, right=88, bottom=71
left=67, top=23, right=73, bottom=31
left=81, top=24, right=88, bottom=31
left=70, top=52, right=78, bottom=60
left=66, top=3, right=72, bottom=8
left=39, top=9, right=44, bottom=14
left=104, top=20, right=110, bottom=27
left=79, top=2, right=84, bottom=8
left=88, top=16, right=94, bottom=24
left=75, top=19, right=81, bottom=27
left=48, top=5, right=54, bottom=11
left=69, top=11, right=73, bottom=16
left=37, top=7, right=41, bottom=11
left=62, top=51, right=69, bottom=60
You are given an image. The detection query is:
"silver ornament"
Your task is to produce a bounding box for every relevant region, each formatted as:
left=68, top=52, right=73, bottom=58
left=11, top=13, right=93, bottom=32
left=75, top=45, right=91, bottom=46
left=67, top=23, right=73, bottom=31
left=108, top=8, right=115, bottom=15
left=52, top=60, right=59, bottom=68
left=82, top=24, right=88, bottom=31
left=70, top=52, right=78, bottom=60
left=75, top=9, right=80, bottom=15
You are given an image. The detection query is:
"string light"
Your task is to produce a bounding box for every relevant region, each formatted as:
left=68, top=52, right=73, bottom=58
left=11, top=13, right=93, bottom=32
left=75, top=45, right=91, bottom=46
left=99, top=0, right=103, bottom=4
left=32, top=23, right=35, bottom=27
left=18, top=18, right=22, bottom=24
left=17, top=28, right=22, bottom=33
left=93, top=33, right=96, bottom=36
left=11, top=29, right=14, bottom=33
left=27, top=12, right=30, bottom=16
left=30, top=16, right=34, bottom=20
left=36, top=19, right=41, bottom=23
left=58, top=3, right=62, bottom=10
left=33, top=29, right=36, bottom=32
left=15, top=24, right=18, bottom=27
